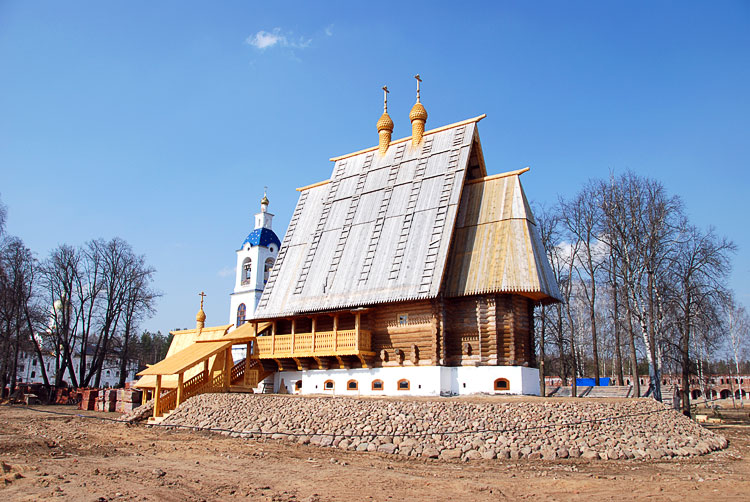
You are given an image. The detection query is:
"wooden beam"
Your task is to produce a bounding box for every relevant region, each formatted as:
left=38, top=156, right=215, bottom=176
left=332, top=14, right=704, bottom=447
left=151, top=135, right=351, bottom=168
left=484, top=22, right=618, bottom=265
left=464, top=166, right=530, bottom=185
left=311, top=318, right=317, bottom=353
left=292, top=357, right=303, bottom=371
left=335, top=355, right=348, bottom=369
left=313, top=356, right=326, bottom=370
left=357, top=354, right=369, bottom=369
left=223, top=348, right=231, bottom=389
left=291, top=319, right=296, bottom=355
left=333, top=315, right=338, bottom=352
left=176, top=372, right=184, bottom=406
left=355, top=312, right=361, bottom=352
left=273, top=358, right=284, bottom=371
left=244, top=342, right=252, bottom=386
left=153, top=375, right=162, bottom=418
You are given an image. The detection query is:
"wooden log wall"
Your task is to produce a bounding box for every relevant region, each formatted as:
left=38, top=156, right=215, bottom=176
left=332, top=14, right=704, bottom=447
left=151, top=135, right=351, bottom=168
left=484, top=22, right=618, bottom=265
left=258, top=294, right=536, bottom=369
left=370, top=300, right=437, bottom=366
left=443, top=294, right=536, bottom=367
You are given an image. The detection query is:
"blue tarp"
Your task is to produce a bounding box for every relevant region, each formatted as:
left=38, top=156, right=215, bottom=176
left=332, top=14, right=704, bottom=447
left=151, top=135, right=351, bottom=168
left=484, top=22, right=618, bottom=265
left=576, top=377, right=611, bottom=386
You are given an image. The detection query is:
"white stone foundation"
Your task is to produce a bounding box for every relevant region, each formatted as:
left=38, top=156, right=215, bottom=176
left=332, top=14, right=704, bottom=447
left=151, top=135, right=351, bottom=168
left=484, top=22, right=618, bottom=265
left=265, top=366, right=540, bottom=397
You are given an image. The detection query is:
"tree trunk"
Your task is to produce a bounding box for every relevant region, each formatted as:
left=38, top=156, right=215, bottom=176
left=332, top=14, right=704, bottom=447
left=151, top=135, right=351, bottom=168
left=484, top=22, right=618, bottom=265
left=611, top=261, right=624, bottom=385
left=626, top=298, right=640, bottom=397
left=647, top=271, right=662, bottom=401
left=557, top=304, right=568, bottom=385
left=539, top=304, right=546, bottom=397
left=680, top=311, right=691, bottom=417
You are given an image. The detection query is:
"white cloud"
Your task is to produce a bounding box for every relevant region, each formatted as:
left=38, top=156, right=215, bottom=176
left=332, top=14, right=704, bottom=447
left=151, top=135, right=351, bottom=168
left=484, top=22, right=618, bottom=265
left=324, top=24, right=334, bottom=37
left=217, top=266, right=235, bottom=278
left=246, top=28, right=312, bottom=51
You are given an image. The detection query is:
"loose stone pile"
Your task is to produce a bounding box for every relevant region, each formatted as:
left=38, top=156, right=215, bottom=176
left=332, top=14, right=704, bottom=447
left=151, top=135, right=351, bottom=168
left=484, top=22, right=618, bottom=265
left=119, top=399, right=154, bottom=423
left=160, top=394, right=727, bottom=461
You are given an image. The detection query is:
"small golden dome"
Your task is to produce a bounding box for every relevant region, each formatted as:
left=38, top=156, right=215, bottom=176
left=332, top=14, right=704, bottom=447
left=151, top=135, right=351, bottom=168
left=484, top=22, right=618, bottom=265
left=376, top=112, right=394, bottom=132
left=261, top=194, right=269, bottom=206
left=196, top=308, right=206, bottom=323
left=410, top=102, right=428, bottom=122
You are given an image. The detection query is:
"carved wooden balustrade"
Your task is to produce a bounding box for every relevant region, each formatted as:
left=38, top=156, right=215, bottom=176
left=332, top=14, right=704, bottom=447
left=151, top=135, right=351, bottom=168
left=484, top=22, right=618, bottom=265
left=254, top=329, right=372, bottom=358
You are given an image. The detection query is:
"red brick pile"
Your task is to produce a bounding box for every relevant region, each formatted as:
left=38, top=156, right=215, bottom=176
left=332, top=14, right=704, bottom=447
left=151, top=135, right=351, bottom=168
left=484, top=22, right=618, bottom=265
left=115, top=389, right=142, bottom=413
left=96, top=389, right=118, bottom=412
left=78, top=389, right=98, bottom=411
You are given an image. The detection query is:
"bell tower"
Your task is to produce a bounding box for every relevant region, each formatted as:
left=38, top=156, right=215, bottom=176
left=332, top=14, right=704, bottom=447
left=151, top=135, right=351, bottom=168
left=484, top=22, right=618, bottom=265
left=229, top=189, right=281, bottom=328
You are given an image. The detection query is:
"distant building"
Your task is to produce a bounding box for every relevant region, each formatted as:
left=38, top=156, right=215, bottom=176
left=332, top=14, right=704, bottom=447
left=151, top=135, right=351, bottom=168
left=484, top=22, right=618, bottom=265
left=228, top=191, right=280, bottom=327
left=14, top=349, right=139, bottom=388
left=544, top=374, right=749, bottom=400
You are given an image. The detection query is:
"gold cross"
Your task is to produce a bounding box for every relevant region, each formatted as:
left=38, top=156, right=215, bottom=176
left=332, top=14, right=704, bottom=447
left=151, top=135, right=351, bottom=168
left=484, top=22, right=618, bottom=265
left=198, top=291, right=206, bottom=309
left=382, top=85, right=389, bottom=112
left=414, top=74, right=422, bottom=103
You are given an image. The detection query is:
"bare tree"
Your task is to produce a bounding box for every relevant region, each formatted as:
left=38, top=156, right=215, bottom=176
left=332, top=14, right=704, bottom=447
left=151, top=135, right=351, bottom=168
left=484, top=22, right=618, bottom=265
left=560, top=184, right=605, bottom=385
left=41, top=245, right=82, bottom=388
left=116, top=255, right=158, bottom=387
left=666, top=223, right=734, bottom=416
left=724, top=300, right=749, bottom=406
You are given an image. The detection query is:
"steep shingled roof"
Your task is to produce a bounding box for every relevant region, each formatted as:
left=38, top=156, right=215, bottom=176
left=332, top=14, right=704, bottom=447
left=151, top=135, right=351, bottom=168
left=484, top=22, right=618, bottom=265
left=253, top=118, right=482, bottom=319
left=252, top=115, right=560, bottom=320
left=443, top=171, right=562, bottom=303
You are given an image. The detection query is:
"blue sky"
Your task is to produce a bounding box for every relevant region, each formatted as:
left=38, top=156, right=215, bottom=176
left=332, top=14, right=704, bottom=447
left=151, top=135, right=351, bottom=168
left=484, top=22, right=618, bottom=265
left=1, top=1, right=748, bottom=333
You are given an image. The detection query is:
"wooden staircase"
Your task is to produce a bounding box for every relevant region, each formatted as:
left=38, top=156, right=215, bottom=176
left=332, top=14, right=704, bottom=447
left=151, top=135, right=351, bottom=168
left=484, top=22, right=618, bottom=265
left=148, top=357, right=274, bottom=424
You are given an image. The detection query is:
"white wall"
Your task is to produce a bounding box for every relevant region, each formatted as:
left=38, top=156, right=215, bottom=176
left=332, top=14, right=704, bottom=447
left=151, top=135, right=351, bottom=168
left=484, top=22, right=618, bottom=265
left=272, top=366, right=540, bottom=397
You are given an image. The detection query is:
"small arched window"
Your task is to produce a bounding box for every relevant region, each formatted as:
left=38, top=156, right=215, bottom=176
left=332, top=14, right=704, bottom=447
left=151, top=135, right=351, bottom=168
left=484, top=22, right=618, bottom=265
left=494, top=378, right=510, bottom=391
left=295, top=380, right=302, bottom=391
left=242, top=258, right=252, bottom=285
left=324, top=380, right=334, bottom=391
left=264, top=258, right=275, bottom=284
left=371, top=379, right=383, bottom=391
left=347, top=380, right=358, bottom=390
left=237, top=303, right=246, bottom=327
left=397, top=379, right=410, bottom=391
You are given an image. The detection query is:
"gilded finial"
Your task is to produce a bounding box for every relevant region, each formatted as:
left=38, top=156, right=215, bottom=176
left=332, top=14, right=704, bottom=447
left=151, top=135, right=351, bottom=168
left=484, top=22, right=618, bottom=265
left=196, top=291, right=206, bottom=329
left=376, top=85, right=393, bottom=156
left=261, top=186, right=269, bottom=208
left=410, top=74, right=428, bottom=146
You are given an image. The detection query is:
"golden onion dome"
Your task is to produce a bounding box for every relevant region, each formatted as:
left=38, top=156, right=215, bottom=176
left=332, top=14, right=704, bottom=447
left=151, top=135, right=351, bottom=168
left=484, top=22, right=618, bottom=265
left=261, top=194, right=269, bottom=206
left=409, top=102, right=428, bottom=122
left=196, top=308, right=206, bottom=323
left=376, top=111, right=394, bottom=132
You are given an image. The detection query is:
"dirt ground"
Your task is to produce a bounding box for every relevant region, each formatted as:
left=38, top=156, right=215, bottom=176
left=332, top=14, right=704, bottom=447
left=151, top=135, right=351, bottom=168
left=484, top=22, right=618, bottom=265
left=0, top=403, right=748, bottom=502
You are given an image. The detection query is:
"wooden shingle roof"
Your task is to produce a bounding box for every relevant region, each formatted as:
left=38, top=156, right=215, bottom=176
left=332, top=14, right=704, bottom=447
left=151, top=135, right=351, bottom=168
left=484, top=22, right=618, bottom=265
left=252, top=115, right=561, bottom=319
left=443, top=170, right=562, bottom=303
left=252, top=117, right=483, bottom=319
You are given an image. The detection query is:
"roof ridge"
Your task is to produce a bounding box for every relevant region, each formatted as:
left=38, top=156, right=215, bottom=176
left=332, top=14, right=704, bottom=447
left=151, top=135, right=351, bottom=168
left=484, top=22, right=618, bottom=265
left=328, top=114, right=486, bottom=162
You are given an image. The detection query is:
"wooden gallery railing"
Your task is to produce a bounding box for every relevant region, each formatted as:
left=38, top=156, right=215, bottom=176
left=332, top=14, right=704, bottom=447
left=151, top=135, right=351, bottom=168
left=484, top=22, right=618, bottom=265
left=254, top=329, right=372, bottom=358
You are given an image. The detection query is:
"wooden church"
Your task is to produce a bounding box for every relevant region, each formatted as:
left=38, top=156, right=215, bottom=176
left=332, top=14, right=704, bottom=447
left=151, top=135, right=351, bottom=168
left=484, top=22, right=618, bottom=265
left=135, top=78, right=560, bottom=420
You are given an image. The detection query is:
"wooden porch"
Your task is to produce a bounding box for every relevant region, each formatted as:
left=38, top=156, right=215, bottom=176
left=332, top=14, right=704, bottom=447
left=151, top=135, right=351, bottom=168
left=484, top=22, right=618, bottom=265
left=137, top=330, right=273, bottom=423
left=248, top=310, right=376, bottom=368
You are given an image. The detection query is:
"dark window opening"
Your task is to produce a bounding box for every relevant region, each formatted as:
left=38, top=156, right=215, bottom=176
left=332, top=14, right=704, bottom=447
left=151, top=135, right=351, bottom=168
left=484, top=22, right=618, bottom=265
left=494, top=378, right=510, bottom=391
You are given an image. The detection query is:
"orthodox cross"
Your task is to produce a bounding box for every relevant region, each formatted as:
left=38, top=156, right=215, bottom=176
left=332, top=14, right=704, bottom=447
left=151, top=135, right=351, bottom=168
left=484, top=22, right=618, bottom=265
left=382, top=85, right=389, bottom=113
left=414, top=74, right=422, bottom=103
left=198, top=291, right=206, bottom=309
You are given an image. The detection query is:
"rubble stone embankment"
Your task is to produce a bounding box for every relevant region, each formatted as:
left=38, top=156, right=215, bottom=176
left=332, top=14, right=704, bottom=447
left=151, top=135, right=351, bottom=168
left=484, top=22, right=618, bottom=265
left=160, top=394, right=727, bottom=461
